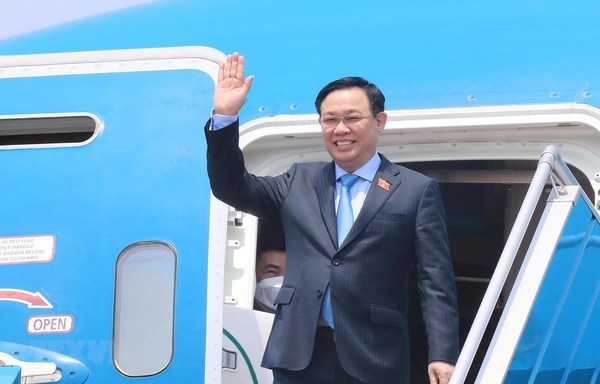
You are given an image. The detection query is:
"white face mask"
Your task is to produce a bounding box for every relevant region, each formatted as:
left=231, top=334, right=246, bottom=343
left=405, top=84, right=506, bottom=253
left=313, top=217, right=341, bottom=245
left=255, top=275, right=284, bottom=311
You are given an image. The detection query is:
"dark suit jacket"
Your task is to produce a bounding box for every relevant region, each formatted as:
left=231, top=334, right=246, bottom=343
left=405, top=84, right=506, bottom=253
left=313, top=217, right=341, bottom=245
left=205, top=120, right=459, bottom=383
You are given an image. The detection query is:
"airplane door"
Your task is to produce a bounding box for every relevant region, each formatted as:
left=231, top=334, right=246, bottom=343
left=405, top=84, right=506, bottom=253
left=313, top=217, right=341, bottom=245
left=0, top=48, right=226, bottom=383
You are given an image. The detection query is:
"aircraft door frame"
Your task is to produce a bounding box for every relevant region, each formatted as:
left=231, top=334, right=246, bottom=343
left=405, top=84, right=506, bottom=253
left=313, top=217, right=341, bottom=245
left=0, top=46, right=228, bottom=384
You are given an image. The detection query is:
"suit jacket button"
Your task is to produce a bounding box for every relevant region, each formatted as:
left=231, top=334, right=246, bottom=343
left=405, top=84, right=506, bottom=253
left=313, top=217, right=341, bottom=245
left=316, top=290, right=323, bottom=297
left=332, top=258, right=340, bottom=266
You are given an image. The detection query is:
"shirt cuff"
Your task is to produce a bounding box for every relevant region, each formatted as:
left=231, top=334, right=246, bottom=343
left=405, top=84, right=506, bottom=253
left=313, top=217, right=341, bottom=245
left=210, top=109, right=239, bottom=130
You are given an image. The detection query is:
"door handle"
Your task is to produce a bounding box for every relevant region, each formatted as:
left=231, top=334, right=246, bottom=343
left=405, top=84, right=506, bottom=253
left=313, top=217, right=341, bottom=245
left=0, top=352, right=60, bottom=383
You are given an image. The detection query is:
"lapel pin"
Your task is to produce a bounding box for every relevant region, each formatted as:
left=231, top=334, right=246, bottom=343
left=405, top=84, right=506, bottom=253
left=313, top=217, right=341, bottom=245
left=377, top=178, right=390, bottom=191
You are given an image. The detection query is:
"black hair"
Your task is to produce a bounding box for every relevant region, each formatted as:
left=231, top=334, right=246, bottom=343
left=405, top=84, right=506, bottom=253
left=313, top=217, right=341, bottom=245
left=314, top=77, right=385, bottom=116
left=256, top=219, right=286, bottom=262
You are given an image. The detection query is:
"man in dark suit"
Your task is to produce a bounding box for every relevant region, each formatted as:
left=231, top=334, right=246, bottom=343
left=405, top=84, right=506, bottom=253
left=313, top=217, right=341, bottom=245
left=205, top=52, right=459, bottom=384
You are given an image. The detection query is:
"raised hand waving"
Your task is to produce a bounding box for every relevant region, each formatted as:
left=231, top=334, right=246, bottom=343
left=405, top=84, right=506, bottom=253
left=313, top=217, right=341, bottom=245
left=213, top=52, right=254, bottom=116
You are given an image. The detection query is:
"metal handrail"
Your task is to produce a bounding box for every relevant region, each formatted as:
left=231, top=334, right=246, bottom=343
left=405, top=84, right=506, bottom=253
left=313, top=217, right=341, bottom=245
left=450, top=145, right=578, bottom=383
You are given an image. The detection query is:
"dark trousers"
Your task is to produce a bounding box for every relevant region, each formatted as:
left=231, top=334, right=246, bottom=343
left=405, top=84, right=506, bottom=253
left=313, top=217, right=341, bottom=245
left=273, top=327, right=365, bottom=384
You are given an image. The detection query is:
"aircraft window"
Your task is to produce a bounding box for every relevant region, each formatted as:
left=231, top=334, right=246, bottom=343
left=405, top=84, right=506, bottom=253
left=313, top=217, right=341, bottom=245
left=113, top=242, right=176, bottom=377
left=0, top=115, right=97, bottom=147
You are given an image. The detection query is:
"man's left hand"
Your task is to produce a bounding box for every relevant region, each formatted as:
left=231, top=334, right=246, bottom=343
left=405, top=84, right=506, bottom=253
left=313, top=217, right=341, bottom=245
left=428, top=361, right=454, bottom=384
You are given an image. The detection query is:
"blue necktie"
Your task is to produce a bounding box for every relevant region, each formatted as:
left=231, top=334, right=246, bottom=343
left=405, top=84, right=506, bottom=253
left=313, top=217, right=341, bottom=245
left=321, top=173, right=360, bottom=328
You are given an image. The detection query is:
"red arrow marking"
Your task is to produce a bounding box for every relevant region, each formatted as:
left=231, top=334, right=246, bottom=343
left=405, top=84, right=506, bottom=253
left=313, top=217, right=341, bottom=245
left=0, top=289, right=53, bottom=308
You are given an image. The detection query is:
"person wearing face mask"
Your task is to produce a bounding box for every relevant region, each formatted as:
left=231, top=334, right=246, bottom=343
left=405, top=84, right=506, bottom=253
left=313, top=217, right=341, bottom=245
left=254, top=246, right=287, bottom=313
left=254, top=220, right=287, bottom=313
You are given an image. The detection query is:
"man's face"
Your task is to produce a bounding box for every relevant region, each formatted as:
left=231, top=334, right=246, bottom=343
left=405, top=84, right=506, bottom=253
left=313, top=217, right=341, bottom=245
left=319, top=87, right=387, bottom=173
left=255, top=250, right=286, bottom=282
